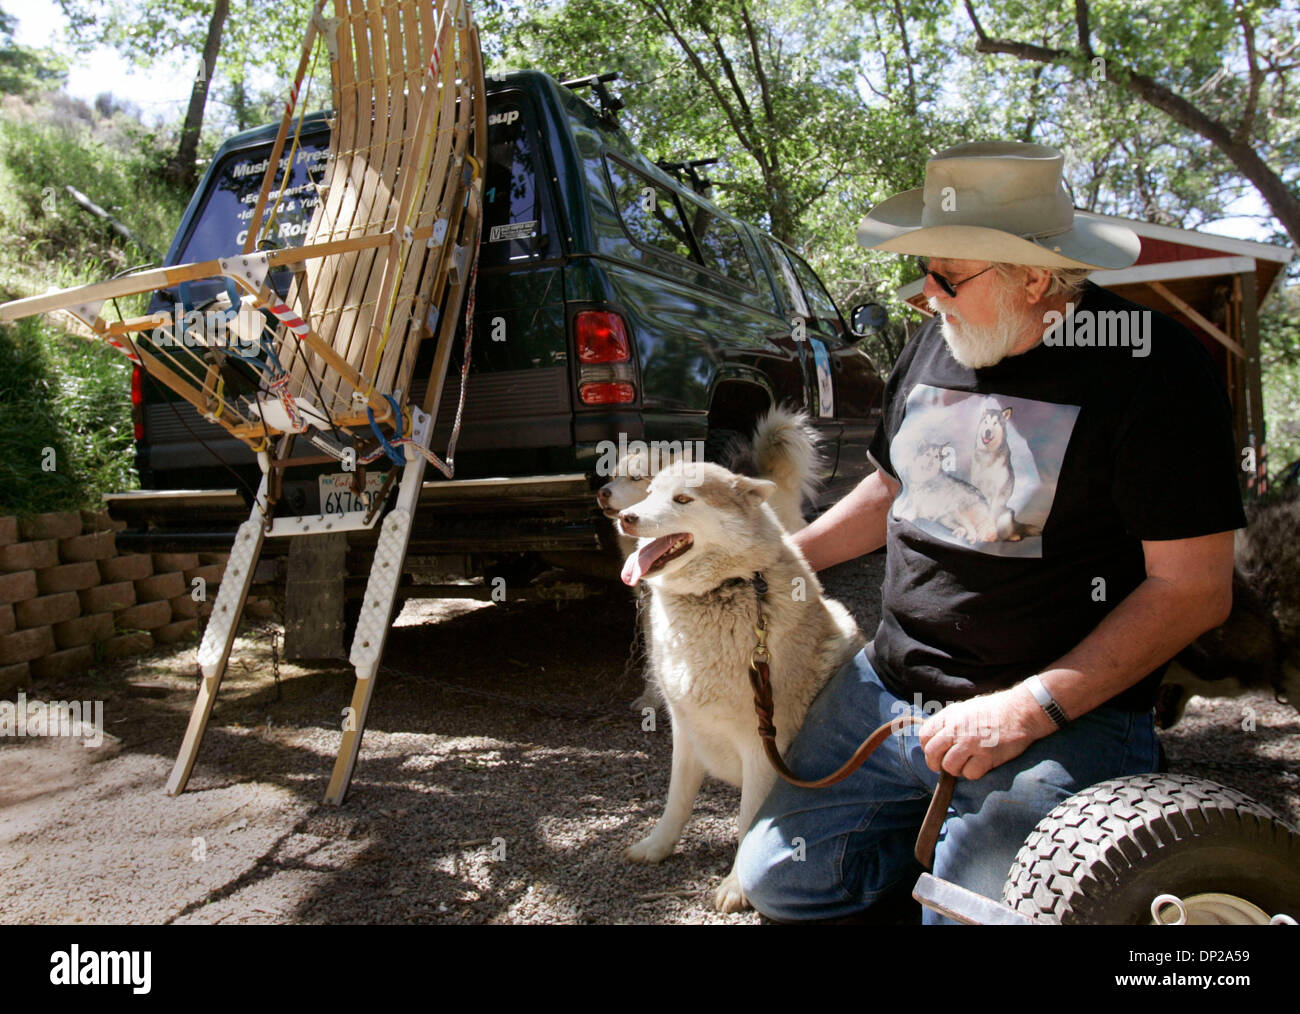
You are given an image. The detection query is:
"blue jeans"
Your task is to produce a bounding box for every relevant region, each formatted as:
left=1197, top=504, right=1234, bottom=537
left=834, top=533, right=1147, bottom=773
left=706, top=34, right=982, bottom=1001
left=735, top=647, right=1159, bottom=924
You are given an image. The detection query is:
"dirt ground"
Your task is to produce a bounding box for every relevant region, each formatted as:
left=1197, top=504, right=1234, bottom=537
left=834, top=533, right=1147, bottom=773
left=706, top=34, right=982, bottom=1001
left=1, top=554, right=1297, bottom=925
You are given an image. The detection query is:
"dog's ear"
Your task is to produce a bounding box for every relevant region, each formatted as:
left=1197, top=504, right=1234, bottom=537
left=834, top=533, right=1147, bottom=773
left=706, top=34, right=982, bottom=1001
left=1002, top=406, right=1012, bottom=420
left=732, top=475, right=777, bottom=505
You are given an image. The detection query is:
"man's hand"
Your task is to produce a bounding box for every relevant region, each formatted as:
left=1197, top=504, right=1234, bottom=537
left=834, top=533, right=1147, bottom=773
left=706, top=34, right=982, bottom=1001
left=919, top=684, right=1057, bottom=780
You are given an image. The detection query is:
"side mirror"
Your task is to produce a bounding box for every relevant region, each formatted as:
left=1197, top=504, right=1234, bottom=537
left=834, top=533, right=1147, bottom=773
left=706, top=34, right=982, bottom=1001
left=849, top=302, right=887, bottom=338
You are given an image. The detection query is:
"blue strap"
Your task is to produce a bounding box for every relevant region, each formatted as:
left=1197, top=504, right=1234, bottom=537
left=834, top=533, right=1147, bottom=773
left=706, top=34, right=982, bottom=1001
left=366, top=394, right=406, bottom=465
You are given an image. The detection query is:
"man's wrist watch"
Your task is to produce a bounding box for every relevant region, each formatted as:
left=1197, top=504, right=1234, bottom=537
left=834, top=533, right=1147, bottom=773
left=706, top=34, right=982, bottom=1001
left=1025, top=674, right=1070, bottom=729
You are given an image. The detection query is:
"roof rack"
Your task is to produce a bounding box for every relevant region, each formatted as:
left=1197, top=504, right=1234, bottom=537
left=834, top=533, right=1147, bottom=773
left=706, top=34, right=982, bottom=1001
left=654, top=157, right=719, bottom=197
left=561, top=72, right=624, bottom=126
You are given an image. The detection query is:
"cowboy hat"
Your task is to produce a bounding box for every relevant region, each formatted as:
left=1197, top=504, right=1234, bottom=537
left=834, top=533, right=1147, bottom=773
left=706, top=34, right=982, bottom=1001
left=856, top=141, right=1139, bottom=270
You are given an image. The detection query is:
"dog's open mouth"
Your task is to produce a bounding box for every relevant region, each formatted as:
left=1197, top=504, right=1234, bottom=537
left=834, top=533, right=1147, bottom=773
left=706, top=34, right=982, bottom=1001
left=621, top=533, right=693, bottom=586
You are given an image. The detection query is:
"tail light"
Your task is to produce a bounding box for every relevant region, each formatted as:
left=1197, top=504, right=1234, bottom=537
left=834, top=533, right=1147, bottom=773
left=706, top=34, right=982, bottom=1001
left=131, top=365, right=144, bottom=440
left=574, top=310, right=635, bottom=405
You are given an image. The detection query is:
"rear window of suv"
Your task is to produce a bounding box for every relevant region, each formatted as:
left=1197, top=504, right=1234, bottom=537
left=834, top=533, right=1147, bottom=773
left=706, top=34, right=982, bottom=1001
left=480, top=93, right=552, bottom=267
left=181, top=141, right=331, bottom=263
left=169, top=135, right=331, bottom=306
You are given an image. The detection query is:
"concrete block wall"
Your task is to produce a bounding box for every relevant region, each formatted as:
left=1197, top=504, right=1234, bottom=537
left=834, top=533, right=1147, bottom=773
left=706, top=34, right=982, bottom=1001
left=0, top=509, right=277, bottom=698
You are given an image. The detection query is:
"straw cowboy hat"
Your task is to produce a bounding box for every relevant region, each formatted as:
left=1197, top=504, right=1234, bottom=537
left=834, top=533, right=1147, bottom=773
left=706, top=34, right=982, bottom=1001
left=856, top=141, right=1140, bottom=270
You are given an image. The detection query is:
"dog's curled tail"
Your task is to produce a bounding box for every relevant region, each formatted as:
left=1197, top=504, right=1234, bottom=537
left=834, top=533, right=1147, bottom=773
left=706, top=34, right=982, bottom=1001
left=752, top=405, right=823, bottom=532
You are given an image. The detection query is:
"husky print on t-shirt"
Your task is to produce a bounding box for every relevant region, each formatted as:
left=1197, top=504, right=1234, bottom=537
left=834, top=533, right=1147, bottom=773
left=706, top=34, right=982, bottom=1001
left=890, top=384, right=1080, bottom=558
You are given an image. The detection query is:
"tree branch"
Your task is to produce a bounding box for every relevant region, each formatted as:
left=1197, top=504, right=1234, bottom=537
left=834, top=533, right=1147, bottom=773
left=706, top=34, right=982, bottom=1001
left=738, top=1, right=776, bottom=128
left=961, top=0, right=1300, bottom=248
left=1074, top=0, right=1095, bottom=61
left=1233, top=0, right=1263, bottom=147
left=891, top=0, right=918, bottom=118
left=638, top=0, right=765, bottom=170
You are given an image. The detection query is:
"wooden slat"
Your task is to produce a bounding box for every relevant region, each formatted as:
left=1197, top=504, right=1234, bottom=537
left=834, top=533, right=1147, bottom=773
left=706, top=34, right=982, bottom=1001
left=356, top=0, right=457, bottom=394
left=0, top=230, right=412, bottom=323
left=304, top=0, right=365, bottom=402
left=389, top=18, right=476, bottom=398
left=326, top=0, right=382, bottom=400
left=1149, top=280, right=1246, bottom=358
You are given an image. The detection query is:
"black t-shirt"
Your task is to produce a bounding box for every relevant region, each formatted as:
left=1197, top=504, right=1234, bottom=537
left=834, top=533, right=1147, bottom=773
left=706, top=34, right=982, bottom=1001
left=865, top=282, right=1247, bottom=712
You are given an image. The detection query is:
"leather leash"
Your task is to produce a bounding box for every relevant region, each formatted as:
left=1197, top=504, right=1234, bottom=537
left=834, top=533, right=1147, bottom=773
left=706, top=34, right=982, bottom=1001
left=744, top=572, right=957, bottom=870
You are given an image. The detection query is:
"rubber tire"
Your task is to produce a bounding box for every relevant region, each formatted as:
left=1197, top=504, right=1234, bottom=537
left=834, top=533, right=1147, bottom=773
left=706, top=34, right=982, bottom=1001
left=1002, top=773, right=1300, bottom=925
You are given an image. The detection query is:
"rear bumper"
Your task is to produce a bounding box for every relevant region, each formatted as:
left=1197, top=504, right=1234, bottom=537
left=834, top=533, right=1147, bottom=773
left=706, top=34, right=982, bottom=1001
left=105, top=473, right=615, bottom=558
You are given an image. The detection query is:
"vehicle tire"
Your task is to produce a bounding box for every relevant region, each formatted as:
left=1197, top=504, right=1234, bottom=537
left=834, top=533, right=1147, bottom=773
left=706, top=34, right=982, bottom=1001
left=1002, top=773, right=1300, bottom=925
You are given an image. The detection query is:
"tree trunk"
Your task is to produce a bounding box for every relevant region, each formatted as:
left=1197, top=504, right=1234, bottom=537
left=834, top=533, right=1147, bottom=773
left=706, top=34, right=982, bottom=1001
left=168, top=0, right=230, bottom=189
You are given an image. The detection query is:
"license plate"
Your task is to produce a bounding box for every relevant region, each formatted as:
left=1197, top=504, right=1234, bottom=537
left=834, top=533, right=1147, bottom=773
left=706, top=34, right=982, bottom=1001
left=318, top=471, right=386, bottom=517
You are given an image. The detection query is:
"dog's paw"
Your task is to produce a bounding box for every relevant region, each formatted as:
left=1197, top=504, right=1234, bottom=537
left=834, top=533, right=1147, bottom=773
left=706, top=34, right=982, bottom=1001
left=714, top=870, right=750, bottom=913
left=625, top=836, right=674, bottom=864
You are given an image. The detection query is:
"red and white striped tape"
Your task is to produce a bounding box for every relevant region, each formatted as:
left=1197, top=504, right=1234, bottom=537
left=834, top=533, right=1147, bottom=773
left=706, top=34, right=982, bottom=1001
left=267, top=302, right=311, bottom=337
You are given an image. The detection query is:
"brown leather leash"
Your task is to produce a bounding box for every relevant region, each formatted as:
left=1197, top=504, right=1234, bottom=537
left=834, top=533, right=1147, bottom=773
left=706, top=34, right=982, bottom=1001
left=744, top=573, right=957, bottom=870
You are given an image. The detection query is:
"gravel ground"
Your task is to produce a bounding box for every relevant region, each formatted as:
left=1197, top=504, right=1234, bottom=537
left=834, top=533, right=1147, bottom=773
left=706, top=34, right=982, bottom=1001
left=1, top=552, right=1296, bottom=925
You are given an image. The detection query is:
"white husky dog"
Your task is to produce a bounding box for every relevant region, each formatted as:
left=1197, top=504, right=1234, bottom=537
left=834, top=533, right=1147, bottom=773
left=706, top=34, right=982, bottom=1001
left=618, top=460, right=863, bottom=912
left=599, top=408, right=825, bottom=714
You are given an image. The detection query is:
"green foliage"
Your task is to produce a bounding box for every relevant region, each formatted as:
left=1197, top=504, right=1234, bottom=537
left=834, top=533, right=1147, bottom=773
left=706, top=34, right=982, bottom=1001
left=960, top=0, right=1299, bottom=243
left=57, top=0, right=324, bottom=141
left=0, top=4, right=68, bottom=95
left=0, top=100, right=184, bottom=511
left=0, top=109, right=188, bottom=294
left=0, top=317, right=136, bottom=515
left=1260, top=283, right=1300, bottom=482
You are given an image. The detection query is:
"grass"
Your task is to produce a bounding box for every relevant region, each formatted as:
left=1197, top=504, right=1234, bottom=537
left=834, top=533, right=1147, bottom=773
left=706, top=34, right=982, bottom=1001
left=0, top=316, right=136, bottom=514
left=0, top=94, right=188, bottom=516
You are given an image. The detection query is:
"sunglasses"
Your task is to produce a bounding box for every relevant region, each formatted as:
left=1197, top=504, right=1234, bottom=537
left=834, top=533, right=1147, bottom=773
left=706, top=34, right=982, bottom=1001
left=916, top=258, right=994, bottom=299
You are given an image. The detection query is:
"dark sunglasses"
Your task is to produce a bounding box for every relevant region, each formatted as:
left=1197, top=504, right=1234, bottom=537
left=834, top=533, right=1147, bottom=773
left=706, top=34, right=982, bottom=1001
left=916, top=258, right=994, bottom=298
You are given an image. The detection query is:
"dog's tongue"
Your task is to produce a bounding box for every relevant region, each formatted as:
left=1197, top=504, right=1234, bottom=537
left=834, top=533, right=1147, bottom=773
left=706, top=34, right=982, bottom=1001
left=621, top=535, right=678, bottom=587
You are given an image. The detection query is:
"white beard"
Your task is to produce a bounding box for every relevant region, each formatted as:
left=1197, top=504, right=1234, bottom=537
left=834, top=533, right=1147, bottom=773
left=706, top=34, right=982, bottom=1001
left=929, top=285, right=1038, bottom=369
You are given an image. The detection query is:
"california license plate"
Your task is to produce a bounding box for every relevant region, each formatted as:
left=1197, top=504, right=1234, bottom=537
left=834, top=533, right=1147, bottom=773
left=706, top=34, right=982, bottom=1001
left=318, top=471, right=386, bottom=517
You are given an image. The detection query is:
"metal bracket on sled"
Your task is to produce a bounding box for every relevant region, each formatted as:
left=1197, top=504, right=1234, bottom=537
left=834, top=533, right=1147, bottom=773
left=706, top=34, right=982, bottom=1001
left=218, top=254, right=272, bottom=295
left=312, top=9, right=342, bottom=62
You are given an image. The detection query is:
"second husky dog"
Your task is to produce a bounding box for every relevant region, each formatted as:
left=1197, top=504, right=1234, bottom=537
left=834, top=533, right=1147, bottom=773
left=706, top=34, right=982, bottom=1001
left=597, top=406, right=821, bottom=546
left=618, top=460, right=863, bottom=912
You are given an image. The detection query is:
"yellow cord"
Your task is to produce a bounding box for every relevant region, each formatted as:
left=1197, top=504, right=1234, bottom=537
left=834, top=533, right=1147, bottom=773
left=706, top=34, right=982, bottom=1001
left=211, top=374, right=226, bottom=420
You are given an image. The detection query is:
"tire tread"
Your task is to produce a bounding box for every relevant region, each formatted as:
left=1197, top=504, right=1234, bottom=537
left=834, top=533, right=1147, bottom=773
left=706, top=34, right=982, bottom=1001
left=1002, top=774, right=1299, bottom=924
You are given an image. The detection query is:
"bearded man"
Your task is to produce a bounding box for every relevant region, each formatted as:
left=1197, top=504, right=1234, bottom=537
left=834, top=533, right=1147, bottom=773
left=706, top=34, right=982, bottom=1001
left=735, top=141, right=1246, bottom=923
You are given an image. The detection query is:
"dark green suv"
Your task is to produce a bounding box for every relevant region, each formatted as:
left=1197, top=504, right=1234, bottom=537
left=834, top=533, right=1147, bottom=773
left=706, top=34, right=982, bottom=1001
left=118, top=69, right=883, bottom=599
